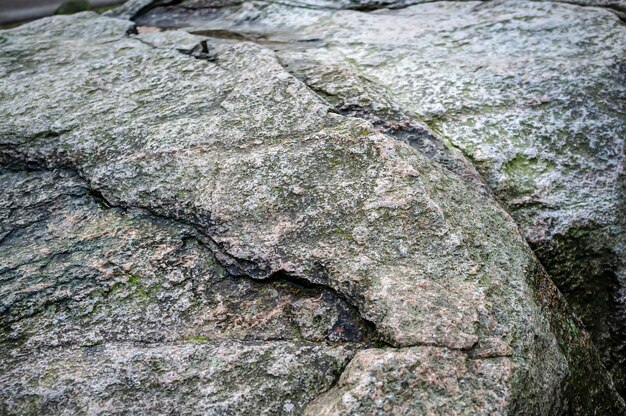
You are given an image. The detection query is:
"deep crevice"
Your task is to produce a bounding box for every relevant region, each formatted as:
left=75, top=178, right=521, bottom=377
left=129, top=0, right=185, bottom=21
left=178, top=40, right=218, bottom=61
left=247, top=269, right=390, bottom=347
left=0, top=158, right=389, bottom=348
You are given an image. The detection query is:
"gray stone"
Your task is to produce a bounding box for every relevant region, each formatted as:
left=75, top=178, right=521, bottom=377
left=0, top=168, right=363, bottom=414
left=130, top=0, right=626, bottom=396
left=0, top=10, right=624, bottom=415
left=305, top=346, right=514, bottom=415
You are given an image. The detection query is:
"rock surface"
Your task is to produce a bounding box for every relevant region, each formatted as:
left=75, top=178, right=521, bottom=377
left=0, top=8, right=624, bottom=416
left=0, top=168, right=364, bottom=415
left=129, top=0, right=626, bottom=396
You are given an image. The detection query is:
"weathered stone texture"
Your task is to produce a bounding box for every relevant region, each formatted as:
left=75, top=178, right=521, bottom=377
left=0, top=7, right=624, bottom=415
left=130, top=0, right=626, bottom=395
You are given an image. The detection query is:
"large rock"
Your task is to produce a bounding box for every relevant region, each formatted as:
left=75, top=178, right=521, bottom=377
left=0, top=11, right=624, bottom=414
left=0, top=168, right=365, bottom=415
left=130, top=0, right=626, bottom=396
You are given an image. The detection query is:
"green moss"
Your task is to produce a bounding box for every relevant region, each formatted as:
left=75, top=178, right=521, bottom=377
left=334, top=226, right=354, bottom=241
left=502, top=155, right=555, bottom=196
left=292, top=324, right=305, bottom=341
left=147, top=357, right=166, bottom=373
left=128, top=274, right=149, bottom=299
left=568, top=319, right=579, bottom=337
left=45, top=304, right=57, bottom=317
left=108, top=281, right=124, bottom=295
left=184, top=335, right=209, bottom=342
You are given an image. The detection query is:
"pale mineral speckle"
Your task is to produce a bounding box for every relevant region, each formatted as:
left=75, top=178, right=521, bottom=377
left=283, top=401, right=295, bottom=412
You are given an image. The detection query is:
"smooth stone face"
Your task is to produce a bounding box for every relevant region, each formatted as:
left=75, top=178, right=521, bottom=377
left=131, top=0, right=626, bottom=395
left=0, top=11, right=624, bottom=415
left=305, top=346, right=514, bottom=415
